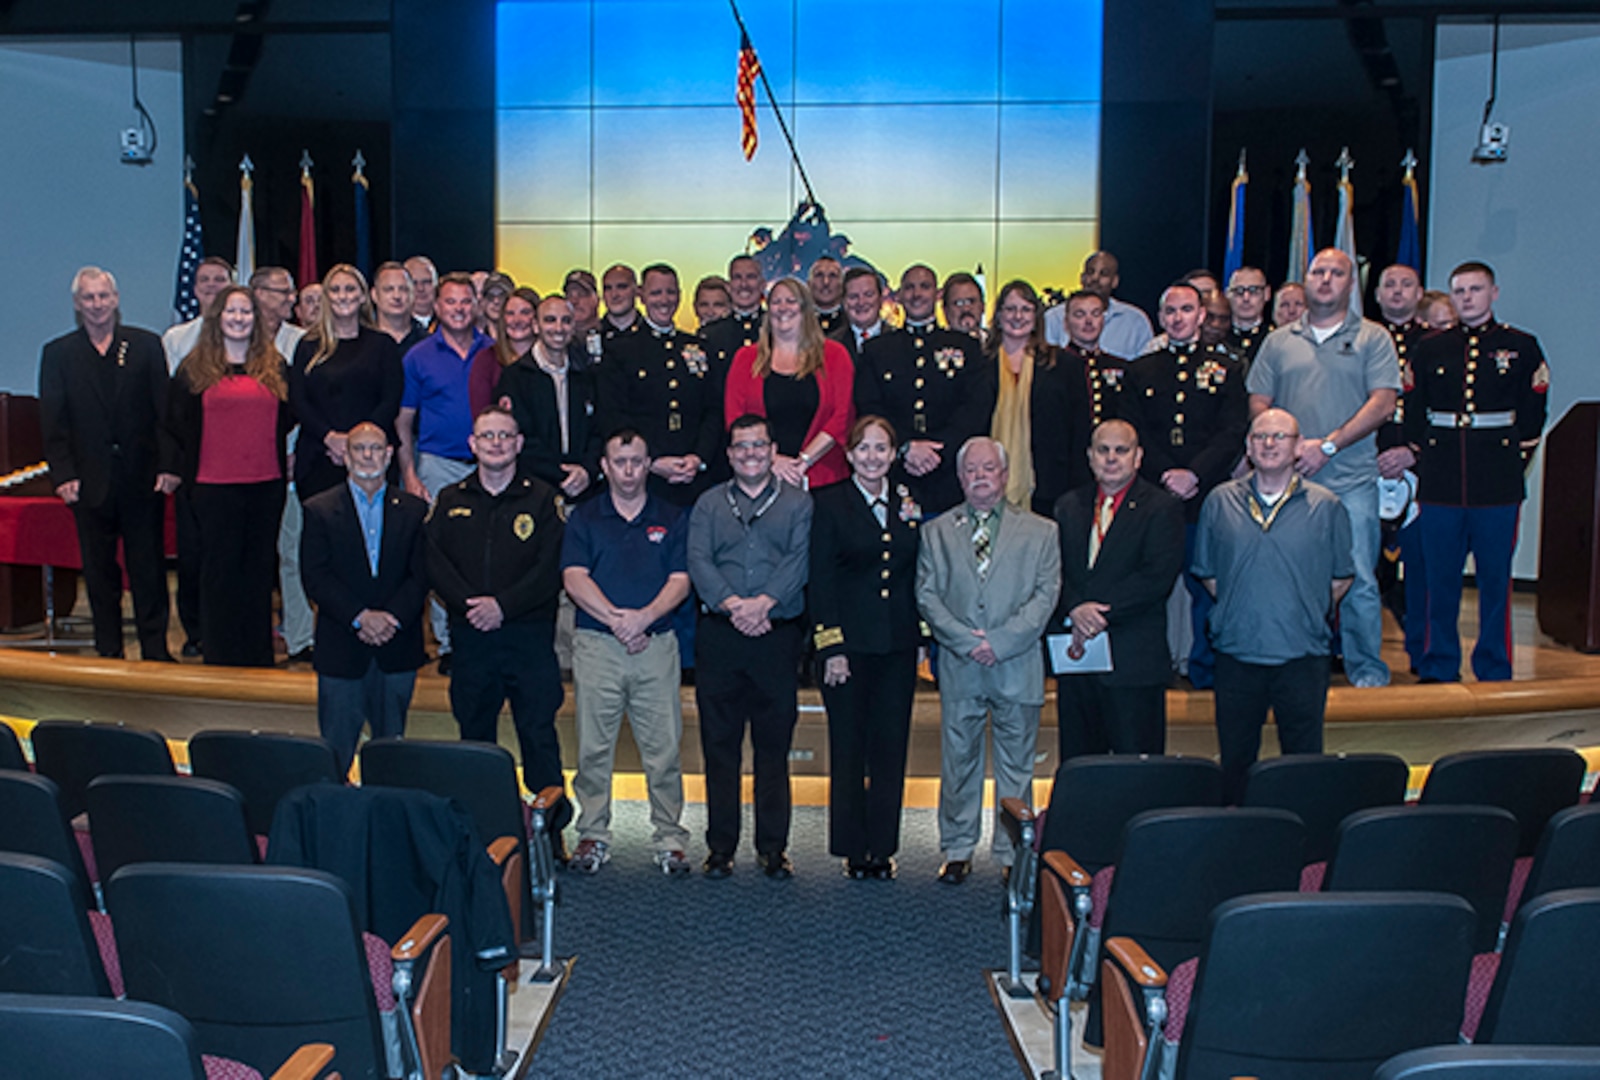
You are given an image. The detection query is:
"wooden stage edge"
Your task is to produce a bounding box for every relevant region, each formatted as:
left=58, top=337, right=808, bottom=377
left=2, top=644, right=1599, bottom=726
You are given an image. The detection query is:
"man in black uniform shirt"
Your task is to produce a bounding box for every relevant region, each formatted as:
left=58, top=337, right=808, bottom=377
left=1224, top=266, right=1272, bottom=366
left=808, top=256, right=845, bottom=336
left=600, top=264, right=642, bottom=347
left=830, top=267, right=887, bottom=366
left=1121, top=282, right=1248, bottom=689
left=597, top=264, right=720, bottom=509
left=564, top=268, right=606, bottom=370
left=941, top=273, right=985, bottom=339
left=1405, top=261, right=1549, bottom=683
left=1060, top=289, right=1131, bottom=427
left=701, top=254, right=767, bottom=373
left=426, top=406, right=568, bottom=804
left=854, top=264, right=996, bottom=517
left=39, top=266, right=179, bottom=662
left=1373, top=263, right=1427, bottom=670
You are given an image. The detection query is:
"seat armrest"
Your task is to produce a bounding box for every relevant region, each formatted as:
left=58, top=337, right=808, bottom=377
left=1106, top=936, right=1167, bottom=989
left=391, top=914, right=453, bottom=1080
left=392, top=914, right=448, bottom=963
left=268, top=1043, right=335, bottom=1080
left=1000, top=797, right=1034, bottom=824
left=530, top=785, right=565, bottom=813
left=487, top=835, right=519, bottom=866
left=1042, top=850, right=1092, bottom=889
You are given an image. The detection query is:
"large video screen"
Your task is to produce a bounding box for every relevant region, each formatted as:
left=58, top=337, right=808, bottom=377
left=496, top=0, right=1101, bottom=301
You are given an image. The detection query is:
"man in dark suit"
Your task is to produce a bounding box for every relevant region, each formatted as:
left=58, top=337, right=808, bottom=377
left=829, top=266, right=887, bottom=367
left=494, top=295, right=602, bottom=503
left=1053, top=420, right=1185, bottom=759
left=300, top=422, right=429, bottom=773
left=39, top=266, right=178, bottom=661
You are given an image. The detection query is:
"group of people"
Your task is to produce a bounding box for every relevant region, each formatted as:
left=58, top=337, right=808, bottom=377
left=35, top=240, right=1549, bottom=880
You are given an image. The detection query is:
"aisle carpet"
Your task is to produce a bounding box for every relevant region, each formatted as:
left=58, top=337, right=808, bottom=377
left=526, top=800, right=1020, bottom=1078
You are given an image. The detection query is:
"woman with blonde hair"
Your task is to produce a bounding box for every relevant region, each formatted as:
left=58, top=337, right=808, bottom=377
left=167, top=284, right=293, bottom=667
left=722, top=276, right=854, bottom=489
left=287, top=263, right=404, bottom=500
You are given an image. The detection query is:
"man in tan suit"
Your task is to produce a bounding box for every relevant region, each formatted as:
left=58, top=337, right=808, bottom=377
left=916, top=437, right=1061, bottom=885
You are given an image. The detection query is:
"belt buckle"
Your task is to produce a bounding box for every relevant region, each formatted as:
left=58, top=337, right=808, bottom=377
left=1457, top=414, right=1472, bottom=429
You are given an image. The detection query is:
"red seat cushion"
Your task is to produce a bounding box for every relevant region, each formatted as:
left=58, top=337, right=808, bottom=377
left=202, top=1055, right=264, bottom=1080
left=255, top=834, right=269, bottom=862
left=1461, top=950, right=1502, bottom=1041
left=1088, top=866, right=1116, bottom=929
left=87, top=910, right=124, bottom=998
left=1300, top=861, right=1327, bottom=893
left=364, top=931, right=396, bottom=1012
left=74, top=818, right=98, bottom=885
left=1502, top=855, right=1532, bottom=924
left=1162, top=957, right=1201, bottom=1048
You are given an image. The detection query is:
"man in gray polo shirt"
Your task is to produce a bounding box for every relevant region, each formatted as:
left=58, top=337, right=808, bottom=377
left=1193, top=408, right=1354, bottom=802
left=1246, top=248, right=1399, bottom=688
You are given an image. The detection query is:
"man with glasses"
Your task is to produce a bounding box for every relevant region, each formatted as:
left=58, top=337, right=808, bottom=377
left=687, top=414, right=813, bottom=879
left=940, top=273, right=985, bottom=338
left=1193, top=408, right=1354, bottom=802
left=1225, top=267, right=1272, bottom=365
left=426, top=405, right=569, bottom=813
left=855, top=264, right=994, bottom=516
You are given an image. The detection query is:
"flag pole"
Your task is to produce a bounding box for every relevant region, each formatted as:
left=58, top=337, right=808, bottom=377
left=728, top=0, right=818, bottom=208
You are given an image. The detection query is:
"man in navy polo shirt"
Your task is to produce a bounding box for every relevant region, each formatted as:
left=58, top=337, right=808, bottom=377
left=561, top=428, right=694, bottom=876
left=398, top=271, right=491, bottom=670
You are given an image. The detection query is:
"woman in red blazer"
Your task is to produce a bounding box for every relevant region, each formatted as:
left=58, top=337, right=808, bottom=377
left=723, top=276, right=854, bottom=489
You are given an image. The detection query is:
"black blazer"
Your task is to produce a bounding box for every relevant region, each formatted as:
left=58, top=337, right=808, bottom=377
left=300, top=483, right=429, bottom=677
left=494, top=356, right=602, bottom=496
left=1028, top=349, right=1093, bottom=516
left=39, top=325, right=171, bottom=509
left=164, top=362, right=294, bottom=486
left=1052, top=476, right=1185, bottom=687
left=808, top=480, right=924, bottom=659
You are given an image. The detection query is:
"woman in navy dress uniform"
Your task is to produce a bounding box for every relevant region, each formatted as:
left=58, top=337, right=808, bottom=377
left=810, top=415, right=924, bottom=879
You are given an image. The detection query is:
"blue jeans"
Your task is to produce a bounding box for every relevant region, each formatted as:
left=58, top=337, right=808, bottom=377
left=1327, top=478, right=1388, bottom=687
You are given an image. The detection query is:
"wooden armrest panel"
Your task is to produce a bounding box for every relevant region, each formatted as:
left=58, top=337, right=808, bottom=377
left=1106, top=936, right=1167, bottom=989
left=413, top=933, right=453, bottom=1080
left=392, top=914, right=449, bottom=963
left=487, top=835, right=518, bottom=866
left=269, top=1043, right=335, bottom=1080
left=999, top=797, right=1034, bottom=824
left=531, top=785, right=565, bottom=812
left=1042, top=849, right=1092, bottom=888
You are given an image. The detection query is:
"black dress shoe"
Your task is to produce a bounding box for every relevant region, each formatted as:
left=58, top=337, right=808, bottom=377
left=759, top=851, right=794, bottom=879
left=437, top=652, right=452, bottom=677
left=867, top=857, right=897, bottom=881
left=938, top=859, right=971, bottom=885
left=181, top=640, right=203, bottom=659
left=145, top=652, right=177, bottom=664
left=843, top=859, right=872, bottom=880
left=703, top=850, right=735, bottom=878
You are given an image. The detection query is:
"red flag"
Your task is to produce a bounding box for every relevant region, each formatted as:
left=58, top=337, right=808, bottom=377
left=737, top=31, right=760, bottom=161
left=297, top=167, right=317, bottom=290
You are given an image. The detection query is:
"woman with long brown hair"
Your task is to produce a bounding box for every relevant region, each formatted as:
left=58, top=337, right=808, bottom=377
left=287, top=264, right=404, bottom=502
left=986, top=279, right=1091, bottom=514
left=167, top=284, right=293, bottom=667
left=469, top=285, right=539, bottom=417
left=722, top=276, right=854, bottom=489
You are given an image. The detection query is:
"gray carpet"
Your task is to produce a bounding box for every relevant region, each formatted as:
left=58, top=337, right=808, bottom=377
left=525, top=800, right=1021, bottom=1078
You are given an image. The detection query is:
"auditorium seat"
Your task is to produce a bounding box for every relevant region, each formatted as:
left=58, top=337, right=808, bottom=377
left=1376, top=1045, right=1600, bottom=1079
left=107, top=862, right=450, bottom=1080
left=0, top=992, right=337, bottom=1079
left=86, top=774, right=257, bottom=882
left=29, top=719, right=174, bottom=819
left=0, top=852, right=115, bottom=997
left=0, top=721, right=26, bottom=770
left=0, top=771, right=97, bottom=900
left=187, top=729, right=344, bottom=846
left=1100, top=891, right=1476, bottom=1080
left=1324, top=804, right=1519, bottom=954
left=1503, top=803, right=1600, bottom=927
left=1242, top=752, right=1410, bottom=891
left=1463, top=887, right=1600, bottom=1044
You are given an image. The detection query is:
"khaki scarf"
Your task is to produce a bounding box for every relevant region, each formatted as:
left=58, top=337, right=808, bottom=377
left=992, top=346, right=1035, bottom=506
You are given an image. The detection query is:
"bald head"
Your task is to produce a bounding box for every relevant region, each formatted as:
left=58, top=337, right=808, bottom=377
left=1088, top=419, right=1141, bottom=495
left=346, top=421, right=393, bottom=490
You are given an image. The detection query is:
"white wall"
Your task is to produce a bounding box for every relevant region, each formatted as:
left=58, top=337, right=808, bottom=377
left=1430, top=22, right=1600, bottom=579
left=0, top=39, right=183, bottom=396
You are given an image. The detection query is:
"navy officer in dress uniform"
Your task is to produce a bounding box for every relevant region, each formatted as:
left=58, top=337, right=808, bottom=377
left=596, top=264, right=721, bottom=510
left=810, top=415, right=924, bottom=881
left=426, top=404, right=569, bottom=815
left=1059, top=289, right=1132, bottom=427
left=1404, top=261, right=1549, bottom=683
left=1120, top=282, right=1248, bottom=689
left=701, top=254, right=767, bottom=376
left=1373, top=262, right=1428, bottom=671
left=854, top=264, right=996, bottom=517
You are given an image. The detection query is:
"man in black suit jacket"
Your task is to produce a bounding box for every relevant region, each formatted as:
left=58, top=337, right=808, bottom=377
left=39, top=267, right=178, bottom=661
left=1052, top=420, right=1185, bottom=759
left=494, top=296, right=602, bottom=504
left=300, top=422, right=429, bottom=773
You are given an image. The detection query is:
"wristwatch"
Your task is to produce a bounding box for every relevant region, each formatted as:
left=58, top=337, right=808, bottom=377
left=1320, top=438, right=1339, bottom=457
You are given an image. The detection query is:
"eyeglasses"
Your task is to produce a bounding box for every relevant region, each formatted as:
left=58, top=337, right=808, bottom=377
left=1228, top=285, right=1266, bottom=297
left=473, top=430, right=518, bottom=442
left=947, top=297, right=982, bottom=309
left=1248, top=431, right=1295, bottom=445
left=731, top=439, right=772, bottom=452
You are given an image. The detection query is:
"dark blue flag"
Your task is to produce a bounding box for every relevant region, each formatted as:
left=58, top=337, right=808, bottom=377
left=353, top=162, right=372, bottom=279
left=173, top=178, right=205, bottom=321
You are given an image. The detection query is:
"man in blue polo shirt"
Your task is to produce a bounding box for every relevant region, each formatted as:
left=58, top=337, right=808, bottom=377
left=398, top=271, right=490, bottom=670
left=561, top=428, right=694, bottom=876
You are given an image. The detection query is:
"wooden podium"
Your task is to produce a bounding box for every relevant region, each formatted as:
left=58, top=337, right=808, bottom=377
left=1538, top=402, right=1600, bottom=652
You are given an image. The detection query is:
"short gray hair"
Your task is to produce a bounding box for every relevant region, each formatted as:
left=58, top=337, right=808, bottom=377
left=71, top=266, right=116, bottom=297
left=956, top=436, right=1008, bottom=473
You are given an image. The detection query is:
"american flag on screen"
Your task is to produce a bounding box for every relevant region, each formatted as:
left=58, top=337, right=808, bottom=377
left=173, top=176, right=205, bottom=322
left=737, top=30, right=761, bottom=161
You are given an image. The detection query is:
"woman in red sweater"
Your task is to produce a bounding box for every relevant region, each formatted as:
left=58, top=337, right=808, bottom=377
left=168, top=285, right=293, bottom=667
left=722, top=276, right=854, bottom=489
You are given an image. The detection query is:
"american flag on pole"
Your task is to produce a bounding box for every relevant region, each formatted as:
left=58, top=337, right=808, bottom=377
left=737, top=30, right=761, bottom=161
left=173, top=168, right=205, bottom=322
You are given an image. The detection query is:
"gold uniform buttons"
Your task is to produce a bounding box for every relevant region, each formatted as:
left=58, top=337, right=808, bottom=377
left=915, top=378, right=924, bottom=389
left=1174, top=413, right=1185, bottom=424
left=880, top=568, right=891, bottom=580
left=1469, top=349, right=1480, bottom=359
left=1178, top=371, right=1189, bottom=382
left=914, top=338, right=924, bottom=348
left=1176, top=391, right=1186, bottom=403
left=669, top=400, right=679, bottom=409
left=1466, top=374, right=1475, bottom=384
left=880, top=588, right=890, bottom=599
left=916, top=358, right=925, bottom=369
left=881, top=532, right=891, bottom=542
left=881, top=551, right=891, bottom=561
left=914, top=400, right=924, bottom=410
left=667, top=359, right=676, bottom=368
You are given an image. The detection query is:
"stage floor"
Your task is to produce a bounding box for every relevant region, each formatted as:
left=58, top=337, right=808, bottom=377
left=2, top=588, right=1597, bottom=780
